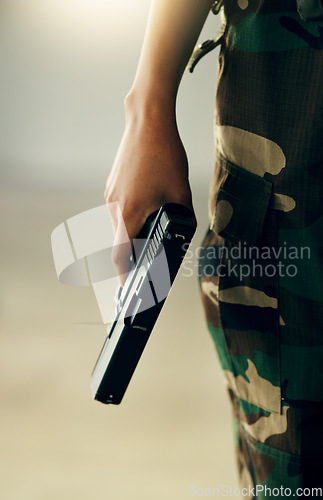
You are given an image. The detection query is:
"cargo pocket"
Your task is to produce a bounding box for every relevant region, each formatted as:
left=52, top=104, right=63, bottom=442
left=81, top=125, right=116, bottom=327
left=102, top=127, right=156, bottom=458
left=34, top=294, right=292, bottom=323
left=211, top=156, right=273, bottom=245
left=205, top=154, right=282, bottom=414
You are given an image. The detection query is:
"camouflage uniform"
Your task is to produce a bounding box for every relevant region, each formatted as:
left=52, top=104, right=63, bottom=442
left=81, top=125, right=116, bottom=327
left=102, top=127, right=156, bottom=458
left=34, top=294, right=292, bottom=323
left=199, top=0, right=323, bottom=495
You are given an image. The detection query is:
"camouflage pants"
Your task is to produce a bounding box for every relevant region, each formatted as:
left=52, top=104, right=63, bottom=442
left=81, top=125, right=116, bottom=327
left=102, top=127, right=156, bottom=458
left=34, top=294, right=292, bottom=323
left=199, top=225, right=323, bottom=495
left=199, top=0, right=323, bottom=494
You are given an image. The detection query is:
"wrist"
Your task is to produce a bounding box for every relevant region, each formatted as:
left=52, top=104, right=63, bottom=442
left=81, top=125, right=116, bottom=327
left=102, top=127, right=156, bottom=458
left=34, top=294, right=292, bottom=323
left=124, top=86, right=177, bottom=126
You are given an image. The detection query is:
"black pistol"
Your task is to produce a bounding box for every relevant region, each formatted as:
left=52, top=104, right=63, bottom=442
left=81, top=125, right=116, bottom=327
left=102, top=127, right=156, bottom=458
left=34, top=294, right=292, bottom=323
left=91, top=203, right=196, bottom=405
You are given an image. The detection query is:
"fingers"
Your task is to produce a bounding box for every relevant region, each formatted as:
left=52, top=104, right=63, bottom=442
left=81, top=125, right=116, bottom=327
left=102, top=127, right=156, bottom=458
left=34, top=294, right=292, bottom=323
left=106, top=200, right=147, bottom=287
left=111, top=240, right=132, bottom=287
left=105, top=202, right=129, bottom=286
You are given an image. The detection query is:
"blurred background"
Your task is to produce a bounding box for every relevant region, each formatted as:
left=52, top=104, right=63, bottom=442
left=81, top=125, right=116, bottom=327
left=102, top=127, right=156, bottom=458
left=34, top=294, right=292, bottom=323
left=1, top=1, right=239, bottom=498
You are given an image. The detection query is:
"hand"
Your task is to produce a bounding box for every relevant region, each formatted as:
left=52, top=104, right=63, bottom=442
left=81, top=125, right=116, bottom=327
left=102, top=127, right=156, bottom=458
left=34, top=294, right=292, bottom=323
left=104, top=0, right=213, bottom=284
left=105, top=95, right=194, bottom=285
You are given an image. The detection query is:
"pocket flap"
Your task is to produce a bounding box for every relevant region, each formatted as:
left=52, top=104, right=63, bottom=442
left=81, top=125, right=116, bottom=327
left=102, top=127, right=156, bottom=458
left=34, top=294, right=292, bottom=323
left=211, top=157, right=273, bottom=245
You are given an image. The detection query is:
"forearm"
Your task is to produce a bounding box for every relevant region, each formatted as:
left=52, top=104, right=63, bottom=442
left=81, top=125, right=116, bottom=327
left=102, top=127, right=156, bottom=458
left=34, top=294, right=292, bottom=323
left=106, top=1, right=211, bottom=277
left=128, top=0, right=213, bottom=113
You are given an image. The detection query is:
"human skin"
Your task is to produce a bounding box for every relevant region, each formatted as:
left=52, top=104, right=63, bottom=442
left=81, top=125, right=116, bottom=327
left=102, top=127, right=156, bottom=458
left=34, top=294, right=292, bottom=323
left=105, top=0, right=213, bottom=284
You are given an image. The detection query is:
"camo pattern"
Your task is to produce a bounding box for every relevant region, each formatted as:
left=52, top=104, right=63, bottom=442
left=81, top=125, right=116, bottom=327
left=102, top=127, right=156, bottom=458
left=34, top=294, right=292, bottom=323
left=199, top=0, right=323, bottom=493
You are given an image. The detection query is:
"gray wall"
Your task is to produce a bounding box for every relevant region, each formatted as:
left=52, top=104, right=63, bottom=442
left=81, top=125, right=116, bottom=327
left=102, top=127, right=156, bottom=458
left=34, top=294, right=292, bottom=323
left=1, top=0, right=221, bottom=190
